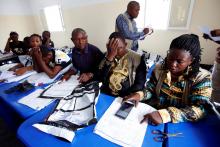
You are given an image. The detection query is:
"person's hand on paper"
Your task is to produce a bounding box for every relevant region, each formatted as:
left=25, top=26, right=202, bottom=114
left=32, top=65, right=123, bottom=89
left=8, top=66, right=17, bottom=72
left=140, top=111, right=163, bottom=125
left=61, top=74, right=71, bottom=81
left=78, top=72, right=93, bottom=83
left=14, top=67, right=27, bottom=76
left=123, top=92, right=141, bottom=107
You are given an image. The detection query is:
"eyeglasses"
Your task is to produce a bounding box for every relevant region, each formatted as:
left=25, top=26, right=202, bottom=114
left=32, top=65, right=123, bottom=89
left=152, top=130, right=183, bottom=142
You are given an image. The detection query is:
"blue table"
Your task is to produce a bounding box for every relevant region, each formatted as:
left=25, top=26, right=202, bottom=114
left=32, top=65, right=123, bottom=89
left=17, top=93, right=164, bottom=147
left=0, top=82, right=41, bottom=119
left=166, top=115, right=220, bottom=147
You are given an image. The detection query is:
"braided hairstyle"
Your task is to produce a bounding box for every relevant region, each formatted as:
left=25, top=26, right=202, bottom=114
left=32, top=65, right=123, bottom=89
left=163, top=34, right=202, bottom=78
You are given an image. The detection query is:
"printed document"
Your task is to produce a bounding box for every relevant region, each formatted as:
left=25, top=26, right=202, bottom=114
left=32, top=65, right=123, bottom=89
left=40, top=75, right=79, bottom=98
left=18, top=89, right=54, bottom=110
left=94, top=98, right=156, bottom=147
left=26, top=64, right=72, bottom=84
left=0, top=70, right=37, bottom=83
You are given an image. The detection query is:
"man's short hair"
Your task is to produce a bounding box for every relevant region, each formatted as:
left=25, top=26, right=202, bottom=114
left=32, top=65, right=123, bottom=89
left=127, top=1, right=139, bottom=9
left=30, top=34, right=42, bottom=41
left=109, top=32, right=126, bottom=43
left=10, top=31, right=18, bottom=36
left=71, top=28, right=86, bottom=37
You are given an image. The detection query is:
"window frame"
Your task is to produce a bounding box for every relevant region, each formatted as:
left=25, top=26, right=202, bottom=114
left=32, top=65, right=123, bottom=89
left=43, top=5, right=65, bottom=32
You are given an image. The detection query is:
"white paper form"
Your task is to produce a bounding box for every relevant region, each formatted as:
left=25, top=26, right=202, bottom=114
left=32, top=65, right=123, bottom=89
left=26, top=64, right=72, bottom=84
left=199, top=26, right=220, bottom=41
left=40, top=75, right=79, bottom=98
left=0, top=63, right=18, bottom=71
left=18, top=89, right=54, bottom=110
left=0, top=53, right=14, bottom=59
left=0, top=70, right=37, bottom=83
left=94, top=98, right=156, bottom=147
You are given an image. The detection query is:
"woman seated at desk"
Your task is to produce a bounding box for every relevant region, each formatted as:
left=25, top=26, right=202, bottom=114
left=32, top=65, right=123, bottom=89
left=98, top=32, right=146, bottom=100
left=127, top=34, right=212, bottom=124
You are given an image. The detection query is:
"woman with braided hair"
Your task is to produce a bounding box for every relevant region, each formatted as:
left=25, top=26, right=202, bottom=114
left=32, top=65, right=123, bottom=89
left=127, top=34, right=212, bottom=124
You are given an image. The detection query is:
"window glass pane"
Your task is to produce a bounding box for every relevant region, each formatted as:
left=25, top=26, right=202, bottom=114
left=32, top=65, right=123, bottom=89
left=136, top=0, right=170, bottom=30
left=44, top=5, right=64, bottom=32
left=145, top=0, right=170, bottom=30
left=168, top=0, right=194, bottom=29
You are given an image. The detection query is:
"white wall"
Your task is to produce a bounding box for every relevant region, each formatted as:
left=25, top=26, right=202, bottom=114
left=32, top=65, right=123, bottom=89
left=0, top=0, right=32, bottom=15
left=0, top=0, right=37, bottom=50
left=0, top=0, right=219, bottom=64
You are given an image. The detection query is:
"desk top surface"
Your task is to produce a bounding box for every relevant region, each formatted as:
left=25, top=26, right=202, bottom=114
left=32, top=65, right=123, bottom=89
left=166, top=115, right=220, bottom=147
left=0, top=82, right=39, bottom=118
left=17, top=93, right=164, bottom=147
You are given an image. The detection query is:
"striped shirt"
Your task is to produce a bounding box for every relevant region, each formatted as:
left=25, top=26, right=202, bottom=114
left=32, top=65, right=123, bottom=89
left=143, top=64, right=212, bottom=123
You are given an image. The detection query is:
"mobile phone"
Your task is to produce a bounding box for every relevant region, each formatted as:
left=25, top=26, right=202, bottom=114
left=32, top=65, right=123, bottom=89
left=115, top=102, right=134, bottom=119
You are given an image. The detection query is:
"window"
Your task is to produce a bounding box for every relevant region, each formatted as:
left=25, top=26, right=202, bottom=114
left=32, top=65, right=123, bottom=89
left=168, top=0, right=195, bottom=30
left=44, top=5, right=64, bottom=32
left=136, top=0, right=194, bottom=30
left=136, top=0, right=170, bottom=30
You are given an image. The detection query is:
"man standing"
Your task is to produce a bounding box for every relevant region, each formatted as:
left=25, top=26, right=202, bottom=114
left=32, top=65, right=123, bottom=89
left=115, top=1, right=153, bottom=51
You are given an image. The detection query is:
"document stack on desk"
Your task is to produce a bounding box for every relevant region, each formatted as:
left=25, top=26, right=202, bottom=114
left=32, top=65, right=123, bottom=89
left=26, top=64, right=72, bottom=85
left=18, top=89, right=55, bottom=110
left=40, top=75, right=79, bottom=99
left=0, top=52, right=14, bottom=60
left=18, top=75, right=80, bottom=110
left=0, top=63, right=17, bottom=71
left=0, top=70, right=37, bottom=83
left=94, top=98, right=156, bottom=147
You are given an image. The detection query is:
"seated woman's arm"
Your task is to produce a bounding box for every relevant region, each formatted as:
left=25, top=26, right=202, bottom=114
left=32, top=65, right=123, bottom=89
left=148, top=79, right=211, bottom=124
left=160, top=76, right=211, bottom=123
left=8, top=63, right=24, bottom=71
left=36, top=58, right=62, bottom=78
left=14, top=65, right=33, bottom=76
left=33, top=50, right=62, bottom=78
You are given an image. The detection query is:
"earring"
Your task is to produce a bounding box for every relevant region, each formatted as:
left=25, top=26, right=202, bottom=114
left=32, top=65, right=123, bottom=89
left=186, top=65, right=192, bottom=75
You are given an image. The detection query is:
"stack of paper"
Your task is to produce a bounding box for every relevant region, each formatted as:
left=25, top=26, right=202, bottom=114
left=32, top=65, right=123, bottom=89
left=0, top=63, right=18, bottom=71
left=27, top=64, right=72, bottom=84
left=0, top=70, right=37, bottom=83
left=94, top=98, right=156, bottom=147
left=40, top=75, right=79, bottom=98
left=0, top=53, right=14, bottom=59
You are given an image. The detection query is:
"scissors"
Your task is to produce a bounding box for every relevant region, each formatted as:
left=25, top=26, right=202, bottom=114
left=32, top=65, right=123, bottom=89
left=152, top=130, right=183, bottom=142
